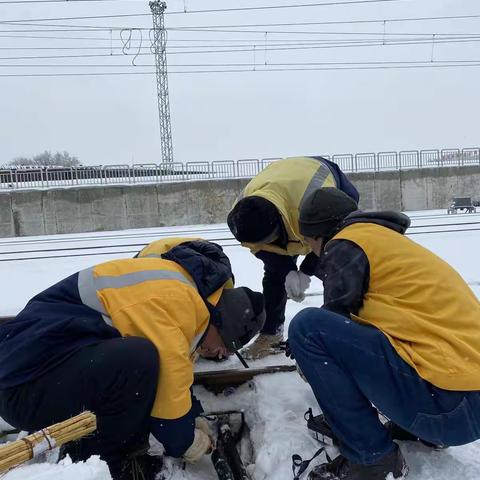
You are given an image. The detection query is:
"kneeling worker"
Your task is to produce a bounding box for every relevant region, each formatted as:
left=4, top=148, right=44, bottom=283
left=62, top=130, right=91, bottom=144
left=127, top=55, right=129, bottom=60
left=288, top=188, right=480, bottom=480
left=0, top=240, right=265, bottom=480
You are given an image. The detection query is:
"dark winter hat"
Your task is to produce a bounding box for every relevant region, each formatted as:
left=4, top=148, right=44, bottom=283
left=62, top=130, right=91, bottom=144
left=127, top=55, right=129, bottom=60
left=299, top=187, right=358, bottom=239
left=216, top=287, right=266, bottom=351
left=227, top=196, right=281, bottom=243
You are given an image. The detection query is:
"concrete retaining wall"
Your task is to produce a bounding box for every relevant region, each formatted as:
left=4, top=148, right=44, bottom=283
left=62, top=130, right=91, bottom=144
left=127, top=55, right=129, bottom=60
left=1, top=166, right=480, bottom=237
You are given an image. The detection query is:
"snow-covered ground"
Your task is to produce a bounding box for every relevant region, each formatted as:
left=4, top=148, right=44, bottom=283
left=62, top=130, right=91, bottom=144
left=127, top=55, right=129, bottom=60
left=1, top=209, right=480, bottom=479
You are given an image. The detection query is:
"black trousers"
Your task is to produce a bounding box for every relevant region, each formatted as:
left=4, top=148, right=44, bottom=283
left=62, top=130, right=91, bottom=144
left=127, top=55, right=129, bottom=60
left=0, top=337, right=159, bottom=471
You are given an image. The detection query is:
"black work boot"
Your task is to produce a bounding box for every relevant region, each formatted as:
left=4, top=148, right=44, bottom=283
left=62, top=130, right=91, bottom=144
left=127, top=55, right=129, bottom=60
left=385, top=422, right=446, bottom=450
left=306, top=410, right=444, bottom=450
left=308, top=445, right=408, bottom=480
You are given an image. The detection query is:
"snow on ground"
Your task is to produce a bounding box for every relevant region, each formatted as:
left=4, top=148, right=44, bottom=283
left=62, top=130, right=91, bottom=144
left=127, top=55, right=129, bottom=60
left=1, top=209, right=480, bottom=479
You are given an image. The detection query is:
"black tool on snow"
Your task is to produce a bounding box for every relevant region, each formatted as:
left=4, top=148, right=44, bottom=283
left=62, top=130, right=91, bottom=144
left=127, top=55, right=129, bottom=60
left=305, top=408, right=337, bottom=446
left=292, top=447, right=326, bottom=480
left=234, top=350, right=250, bottom=369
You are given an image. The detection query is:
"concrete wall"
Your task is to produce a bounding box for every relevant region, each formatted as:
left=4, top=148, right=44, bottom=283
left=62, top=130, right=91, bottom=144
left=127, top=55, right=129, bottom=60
left=1, top=166, right=480, bottom=238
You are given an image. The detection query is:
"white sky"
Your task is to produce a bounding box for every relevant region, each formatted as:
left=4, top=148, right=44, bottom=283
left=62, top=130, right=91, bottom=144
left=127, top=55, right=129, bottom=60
left=1, top=0, right=479, bottom=166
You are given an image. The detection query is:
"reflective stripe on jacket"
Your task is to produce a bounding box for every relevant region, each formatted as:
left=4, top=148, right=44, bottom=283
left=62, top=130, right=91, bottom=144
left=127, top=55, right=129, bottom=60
left=331, top=223, right=480, bottom=391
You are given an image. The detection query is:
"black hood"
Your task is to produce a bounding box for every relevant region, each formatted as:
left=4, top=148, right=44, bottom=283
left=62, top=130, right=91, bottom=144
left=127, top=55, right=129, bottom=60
left=335, top=210, right=411, bottom=236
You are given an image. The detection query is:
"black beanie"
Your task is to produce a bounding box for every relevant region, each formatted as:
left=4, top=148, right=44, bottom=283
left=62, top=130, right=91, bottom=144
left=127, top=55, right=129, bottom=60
left=216, top=287, right=266, bottom=351
left=227, top=196, right=281, bottom=243
left=299, top=187, right=358, bottom=239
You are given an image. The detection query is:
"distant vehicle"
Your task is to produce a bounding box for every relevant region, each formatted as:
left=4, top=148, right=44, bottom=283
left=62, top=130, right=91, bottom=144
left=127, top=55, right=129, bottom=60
left=447, top=197, right=476, bottom=214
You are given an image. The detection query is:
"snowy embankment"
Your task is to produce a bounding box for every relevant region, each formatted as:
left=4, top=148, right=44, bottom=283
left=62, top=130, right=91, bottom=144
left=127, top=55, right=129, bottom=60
left=1, top=210, right=480, bottom=479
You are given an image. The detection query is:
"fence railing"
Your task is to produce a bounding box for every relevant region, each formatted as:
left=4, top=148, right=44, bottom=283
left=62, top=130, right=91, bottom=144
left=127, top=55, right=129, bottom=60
left=1, top=148, right=479, bottom=191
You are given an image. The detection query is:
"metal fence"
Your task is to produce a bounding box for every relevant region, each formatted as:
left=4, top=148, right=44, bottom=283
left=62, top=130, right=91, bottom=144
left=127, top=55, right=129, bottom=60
left=1, top=148, right=479, bottom=191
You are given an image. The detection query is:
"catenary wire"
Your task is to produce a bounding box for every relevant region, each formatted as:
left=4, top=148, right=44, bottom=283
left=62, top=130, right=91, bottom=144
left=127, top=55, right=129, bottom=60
left=1, top=36, right=480, bottom=60
left=2, top=62, right=480, bottom=76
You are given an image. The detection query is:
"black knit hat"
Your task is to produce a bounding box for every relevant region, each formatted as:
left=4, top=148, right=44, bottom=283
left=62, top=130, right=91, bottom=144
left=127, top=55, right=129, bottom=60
left=227, top=196, right=281, bottom=243
left=216, top=287, right=266, bottom=351
left=299, top=187, right=358, bottom=239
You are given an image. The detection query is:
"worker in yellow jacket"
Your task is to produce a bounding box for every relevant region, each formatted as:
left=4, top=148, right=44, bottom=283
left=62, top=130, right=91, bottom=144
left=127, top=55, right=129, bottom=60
left=288, top=188, right=480, bottom=480
left=227, top=156, right=359, bottom=359
left=0, top=239, right=265, bottom=480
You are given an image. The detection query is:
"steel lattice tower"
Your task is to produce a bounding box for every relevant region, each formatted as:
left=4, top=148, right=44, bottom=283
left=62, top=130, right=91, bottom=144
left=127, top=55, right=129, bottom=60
left=149, top=0, right=173, bottom=163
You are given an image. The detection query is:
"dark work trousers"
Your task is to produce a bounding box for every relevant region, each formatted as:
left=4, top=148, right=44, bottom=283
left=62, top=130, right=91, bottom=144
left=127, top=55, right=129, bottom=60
left=0, top=336, right=159, bottom=475
left=257, top=252, right=298, bottom=335
left=288, top=307, right=480, bottom=464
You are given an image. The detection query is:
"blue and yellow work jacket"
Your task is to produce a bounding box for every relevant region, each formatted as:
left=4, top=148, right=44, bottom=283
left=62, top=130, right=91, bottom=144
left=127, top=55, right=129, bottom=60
left=0, top=239, right=233, bottom=456
left=234, top=156, right=359, bottom=256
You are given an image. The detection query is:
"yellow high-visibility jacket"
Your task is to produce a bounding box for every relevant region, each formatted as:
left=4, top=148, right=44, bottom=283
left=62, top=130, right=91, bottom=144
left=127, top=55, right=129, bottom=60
left=331, top=223, right=480, bottom=391
left=235, top=157, right=338, bottom=256
left=78, top=257, right=215, bottom=419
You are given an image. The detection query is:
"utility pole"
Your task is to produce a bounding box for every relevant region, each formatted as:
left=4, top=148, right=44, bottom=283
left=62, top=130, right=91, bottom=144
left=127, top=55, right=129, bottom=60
left=149, top=0, right=173, bottom=163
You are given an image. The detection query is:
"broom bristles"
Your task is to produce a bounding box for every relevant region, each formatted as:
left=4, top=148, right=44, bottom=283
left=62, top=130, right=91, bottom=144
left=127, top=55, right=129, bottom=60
left=0, top=411, right=96, bottom=473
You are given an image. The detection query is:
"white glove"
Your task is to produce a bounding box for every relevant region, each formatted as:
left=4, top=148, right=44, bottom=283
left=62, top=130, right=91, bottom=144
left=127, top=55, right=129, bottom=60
left=195, top=416, right=212, bottom=437
left=285, top=271, right=311, bottom=302
left=183, top=428, right=213, bottom=463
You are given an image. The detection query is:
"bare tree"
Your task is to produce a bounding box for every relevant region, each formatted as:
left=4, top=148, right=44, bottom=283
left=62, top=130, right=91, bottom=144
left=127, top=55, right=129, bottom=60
left=8, top=151, right=81, bottom=167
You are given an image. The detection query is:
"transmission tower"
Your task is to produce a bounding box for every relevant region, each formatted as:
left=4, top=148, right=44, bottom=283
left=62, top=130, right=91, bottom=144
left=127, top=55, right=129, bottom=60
left=149, top=0, right=173, bottom=163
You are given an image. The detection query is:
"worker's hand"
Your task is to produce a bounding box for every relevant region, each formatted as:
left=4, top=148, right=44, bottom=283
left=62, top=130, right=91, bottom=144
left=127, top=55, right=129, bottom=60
left=183, top=428, right=213, bottom=463
left=195, top=416, right=213, bottom=437
left=285, top=271, right=311, bottom=302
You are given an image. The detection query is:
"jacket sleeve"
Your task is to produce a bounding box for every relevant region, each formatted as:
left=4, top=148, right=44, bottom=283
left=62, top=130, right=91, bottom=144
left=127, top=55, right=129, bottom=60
left=299, top=252, right=319, bottom=276
left=150, top=391, right=204, bottom=457
left=319, top=240, right=370, bottom=318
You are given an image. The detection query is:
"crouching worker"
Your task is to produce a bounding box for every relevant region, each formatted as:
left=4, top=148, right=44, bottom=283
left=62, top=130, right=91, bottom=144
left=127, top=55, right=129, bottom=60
left=288, top=188, right=480, bottom=480
left=227, top=156, right=359, bottom=360
left=0, top=240, right=265, bottom=480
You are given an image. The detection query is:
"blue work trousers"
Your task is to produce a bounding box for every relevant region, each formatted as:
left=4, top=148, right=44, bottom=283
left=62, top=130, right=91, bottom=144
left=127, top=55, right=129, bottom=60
left=288, top=307, right=480, bottom=464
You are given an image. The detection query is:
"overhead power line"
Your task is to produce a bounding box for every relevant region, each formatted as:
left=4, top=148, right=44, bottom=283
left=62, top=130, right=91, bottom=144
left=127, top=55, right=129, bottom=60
left=0, top=0, right=409, bottom=21
left=2, top=60, right=480, bottom=68
left=1, top=35, right=480, bottom=60
left=2, top=62, right=480, bottom=77
left=1, top=35, right=480, bottom=51
left=0, top=0, right=129, bottom=3
left=168, top=14, right=480, bottom=30
left=0, top=1, right=412, bottom=25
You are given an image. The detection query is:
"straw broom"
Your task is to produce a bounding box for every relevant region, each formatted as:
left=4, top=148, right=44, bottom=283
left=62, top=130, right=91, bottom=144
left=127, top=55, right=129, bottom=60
left=0, top=411, right=96, bottom=473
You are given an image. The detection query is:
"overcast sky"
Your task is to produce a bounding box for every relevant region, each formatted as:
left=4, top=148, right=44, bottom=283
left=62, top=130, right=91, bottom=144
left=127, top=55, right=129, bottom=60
left=1, top=0, right=479, bottom=166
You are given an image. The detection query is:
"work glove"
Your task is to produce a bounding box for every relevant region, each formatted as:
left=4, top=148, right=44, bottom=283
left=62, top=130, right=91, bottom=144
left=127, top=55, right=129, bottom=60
left=183, top=428, right=213, bottom=463
left=195, top=416, right=213, bottom=437
left=285, top=270, right=311, bottom=302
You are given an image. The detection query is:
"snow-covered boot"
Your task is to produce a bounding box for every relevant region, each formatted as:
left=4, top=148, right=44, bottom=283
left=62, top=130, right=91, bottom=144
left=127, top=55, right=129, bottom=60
left=308, top=445, right=408, bottom=480
left=241, top=333, right=283, bottom=360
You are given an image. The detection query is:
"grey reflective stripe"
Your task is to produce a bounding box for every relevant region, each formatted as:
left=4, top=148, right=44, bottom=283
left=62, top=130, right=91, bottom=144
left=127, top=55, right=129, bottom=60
left=78, top=267, right=106, bottom=315
left=300, top=162, right=332, bottom=208
left=190, top=331, right=204, bottom=353
left=94, top=269, right=196, bottom=291
left=102, top=314, right=113, bottom=327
